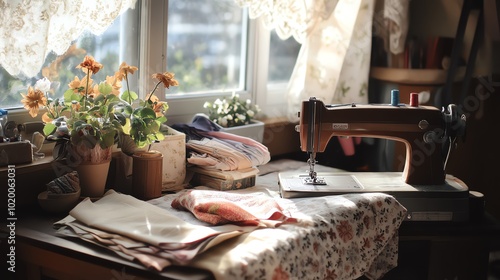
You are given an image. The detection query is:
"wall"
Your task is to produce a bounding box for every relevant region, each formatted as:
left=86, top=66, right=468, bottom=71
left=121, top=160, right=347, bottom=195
left=446, top=77, right=500, bottom=219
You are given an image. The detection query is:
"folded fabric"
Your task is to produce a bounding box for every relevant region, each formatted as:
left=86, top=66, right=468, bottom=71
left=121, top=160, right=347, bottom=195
left=205, top=130, right=270, bottom=163
left=186, top=137, right=269, bottom=170
left=56, top=190, right=257, bottom=247
left=171, top=189, right=298, bottom=226
left=56, top=218, right=247, bottom=271
left=173, top=114, right=270, bottom=171
left=186, top=138, right=254, bottom=170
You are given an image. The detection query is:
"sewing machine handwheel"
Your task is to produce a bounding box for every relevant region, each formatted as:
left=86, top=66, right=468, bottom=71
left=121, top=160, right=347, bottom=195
left=443, top=104, right=466, bottom=140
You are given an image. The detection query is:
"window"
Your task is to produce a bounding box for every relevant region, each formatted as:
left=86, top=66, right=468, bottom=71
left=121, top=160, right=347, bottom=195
left=265, top=30, right=301, bottom=117
left=3, top=0, right=301, bottom=124
left=143, top=0, right=250, bottom=123
left=268, top=32, right=301, bottom=84
left=166, top=0, right=246, bottom=95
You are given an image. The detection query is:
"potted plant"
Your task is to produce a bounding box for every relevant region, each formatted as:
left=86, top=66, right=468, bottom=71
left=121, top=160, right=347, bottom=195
left=203, top=92, right=264, bottom=142
left=21, top=55, right=179, bottom=197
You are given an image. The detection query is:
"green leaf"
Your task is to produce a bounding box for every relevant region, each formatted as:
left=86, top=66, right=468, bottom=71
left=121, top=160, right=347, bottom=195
left=156, top=132, right=165, bottom=141
left=139, top=107, right=156, bottom=119
left=94, top=94, right=105, bottom=103
left=120, top=118, right=131, bottom=134
left=98, top=82, right=113, bottom=95
left=121, top=90, right=138, bottom=104
left=102, top=131, right=116, bottom=148
left=156, top=116, right=167, bottom=123
left=43, top=123, right=57, bottom=137
left=88, top=106, right=100, bottom=113
left=63, top=89, right=80, bottom=104
left=113, top=112, right=126, bottom=125
left=99, top=104, right=109, bottom=116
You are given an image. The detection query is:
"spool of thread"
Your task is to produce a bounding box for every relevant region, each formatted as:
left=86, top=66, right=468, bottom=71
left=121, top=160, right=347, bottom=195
left=132, top=150, right=163, bottom=200
left=410, top=92, right=419, bottom=107
left=391, top=89, right=400, bottom=106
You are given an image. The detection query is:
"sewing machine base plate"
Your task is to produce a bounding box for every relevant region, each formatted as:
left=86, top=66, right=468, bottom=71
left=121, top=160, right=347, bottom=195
left=278, top=171, right=470, bottom=222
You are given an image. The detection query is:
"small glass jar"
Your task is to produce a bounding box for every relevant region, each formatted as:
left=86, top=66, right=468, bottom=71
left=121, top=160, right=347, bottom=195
left=0, top=109, right=7, bottom=138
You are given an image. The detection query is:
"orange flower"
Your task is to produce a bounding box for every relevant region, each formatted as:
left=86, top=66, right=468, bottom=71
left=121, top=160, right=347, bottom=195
left=68, top=75, right=94, bottom=95
left=93, top=76, right=122, bottom=96
left=116, top=62, right=138, bottom=81
left=41, top=112, right=54, bottom=123
left=146, top=93, right=159, bottom=103
left=20, top=86, right=47, bottom=117
left=89, top=85, right=101, bottom=99
left=106, top=75, right=122, bottom=96
left=152, top=71, right=179, bottom=89
left=76, top=55, right=103, bottom=75
left=71, top=101, right=81, bottom=112
left=146, top=93, right=168, bottom=117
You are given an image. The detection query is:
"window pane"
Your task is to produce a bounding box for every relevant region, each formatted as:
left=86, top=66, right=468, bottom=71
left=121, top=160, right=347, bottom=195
left=268, top=31, right=301, bottom=84
left=0, top=17, right=123, bottom=109
left=166, top=0, right=246, bottom=96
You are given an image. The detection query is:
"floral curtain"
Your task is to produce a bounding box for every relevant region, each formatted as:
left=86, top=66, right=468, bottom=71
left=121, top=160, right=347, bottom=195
left=0, top=0, right=137, bottom=78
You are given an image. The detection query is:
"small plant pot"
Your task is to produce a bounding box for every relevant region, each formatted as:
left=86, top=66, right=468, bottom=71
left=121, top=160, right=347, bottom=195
left=222, top=120, right=264, bottom=143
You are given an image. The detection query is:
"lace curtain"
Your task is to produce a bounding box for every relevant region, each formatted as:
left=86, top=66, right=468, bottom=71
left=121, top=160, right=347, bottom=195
left=234, top=0, right=337, bottom=44
left=236, top=0, right=411, bottom=156
left=0, top=0, right=137, bottom=78
left=235, top=0, right=376, bottom=119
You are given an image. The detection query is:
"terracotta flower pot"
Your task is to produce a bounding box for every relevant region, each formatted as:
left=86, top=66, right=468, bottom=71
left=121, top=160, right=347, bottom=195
left=71, top=144, right=113, bottom=198
left=75, top=160, right=111, bottom=198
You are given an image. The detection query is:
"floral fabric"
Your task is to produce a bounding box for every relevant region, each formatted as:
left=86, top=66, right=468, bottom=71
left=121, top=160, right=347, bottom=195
left=183, top=191, right=407, bottom=280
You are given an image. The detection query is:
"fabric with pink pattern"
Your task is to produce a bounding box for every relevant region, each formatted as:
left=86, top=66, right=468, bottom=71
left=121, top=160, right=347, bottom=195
left=171, top=189, right=298, bottom=226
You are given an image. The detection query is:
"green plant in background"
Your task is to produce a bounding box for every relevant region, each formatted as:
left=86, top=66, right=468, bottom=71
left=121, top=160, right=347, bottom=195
left=203, top=92, right=260, bottom=128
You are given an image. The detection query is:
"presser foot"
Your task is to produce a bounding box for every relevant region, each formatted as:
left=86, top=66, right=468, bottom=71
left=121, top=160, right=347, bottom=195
left=306, top=155, right=326, bottom=185
left=302, top=176, right=327, bottom=185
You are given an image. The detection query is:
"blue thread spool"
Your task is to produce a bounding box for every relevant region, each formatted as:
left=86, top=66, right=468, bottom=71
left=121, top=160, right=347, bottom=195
left=391, top=89, right=400, bottom=106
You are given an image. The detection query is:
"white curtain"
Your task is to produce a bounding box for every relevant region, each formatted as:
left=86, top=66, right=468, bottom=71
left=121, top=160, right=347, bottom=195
left=236, top=0, right=413, bottom=157
left=286, top=0, right=375, bottom=119
left=0, top=0, right=137, bottom=78
left=235, top=0, right=375, bottom=119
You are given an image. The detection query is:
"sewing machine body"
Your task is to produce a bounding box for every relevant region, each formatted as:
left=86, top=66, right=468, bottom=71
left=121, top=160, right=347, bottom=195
left=279, top=97, right=470, bottom=221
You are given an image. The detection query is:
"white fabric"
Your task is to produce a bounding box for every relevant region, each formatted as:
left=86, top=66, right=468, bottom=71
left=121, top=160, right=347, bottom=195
left=0, top=0, right=137, bottom=78
left=286, top=0, right=375, bottom=119
left=62, top=190, right=254, bottom=247
left=381, top=0, right=410, bottom=55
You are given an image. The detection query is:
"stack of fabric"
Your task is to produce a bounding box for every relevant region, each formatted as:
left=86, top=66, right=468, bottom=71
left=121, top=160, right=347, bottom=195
left=172, top=115, right=270, bottom=190
left=54, top=186, right=408, bottom=279
left=55, top=189, right=302, bottom=271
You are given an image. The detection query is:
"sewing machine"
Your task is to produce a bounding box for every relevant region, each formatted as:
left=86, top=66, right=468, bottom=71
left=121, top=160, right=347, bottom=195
left=279, top=93, right=470, bottom=221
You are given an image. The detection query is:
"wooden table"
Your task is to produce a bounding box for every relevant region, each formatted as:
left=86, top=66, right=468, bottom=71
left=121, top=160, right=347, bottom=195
left=3, top=158, right=500, bottom=279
